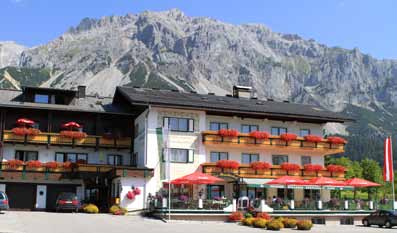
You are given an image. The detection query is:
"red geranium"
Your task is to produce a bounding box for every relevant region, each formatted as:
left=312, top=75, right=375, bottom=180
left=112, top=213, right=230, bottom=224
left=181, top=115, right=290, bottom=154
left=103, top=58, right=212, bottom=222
left=44, top=161, right=58, bottom=169
left=26, top=160, right=42, bottom=168
left=216, top=160, right=240, bottom=169
left=133, top=187, right=141, bottom=195
left=304, top=164, right=324, bottom=172
left=280, top=133, right=298, bottom=142
left=228, top=211, right=243, bottom=222
left=250, top=161, right=271, bottom=170
left=326, top=164, right=346, bottom=173
left=7, top=159, right=24, bottom=168
left=256, top=212, right=271, bottom=220
left=249, top=131, right=270, bottom=139
left=280, top=162, right=301, bottom=172
left=304, top=135, right=323, bottom=143
left=60, top=131, right=87, bottom=139
left=327, top=136, right=346, bottom=144
left=218, top=129, right=239, bottom=137
left=11, top=127, right=40, bottom=136
left=126, top=191, right=135, bottom=200
left=63, top=161, right=73, bottom=169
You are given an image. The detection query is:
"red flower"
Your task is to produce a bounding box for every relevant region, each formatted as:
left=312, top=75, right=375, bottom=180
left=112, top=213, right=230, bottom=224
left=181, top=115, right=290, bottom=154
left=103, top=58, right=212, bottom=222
left=250, top=161, right=271, bottom=170
left=126, top=191, right=136, bottom=200
left=280, top=162, right=301, bottom=171
left=216, top=160, right=240, bottom=169
left=60, top=131, right=87, bottom=139
left=133, top=187, right=141, bottom=195
left=249, top=131, right=270, bottom=139
left=7, top=159, right=24, bottom=168
left=256, top=212, right=271, bottom=220
left=218, top=129, right=239, bottom=137
left=304, top=135, right=323, bottom=143
left=304, top=164, right=324, bottom=172
left=326, top=164, right=346, bottom=173
left=11, top=127, right=40, bottom=136
left=228, top=211, right=243, bottom=222
left=327, top=136, right=346, bottom=144
left=44, top=161, right=58, bottom=169
left=63, top=161, right=73, bottom=169
left=280, top=133, right=298, bottom=141
left=26, top=160, right=42, bottom=168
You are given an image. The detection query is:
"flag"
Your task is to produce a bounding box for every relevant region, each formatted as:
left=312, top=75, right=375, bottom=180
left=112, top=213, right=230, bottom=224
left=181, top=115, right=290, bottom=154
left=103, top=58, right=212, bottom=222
left=384, top=137, right=394, bottom=182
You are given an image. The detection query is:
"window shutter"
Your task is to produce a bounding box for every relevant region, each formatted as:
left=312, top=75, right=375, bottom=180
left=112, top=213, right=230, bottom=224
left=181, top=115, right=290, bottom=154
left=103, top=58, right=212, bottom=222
left=188, top=119, right=194, bottom=132
left=188, top=150, right=194, bottom=163
left=163, top=117, right=169, bottom=129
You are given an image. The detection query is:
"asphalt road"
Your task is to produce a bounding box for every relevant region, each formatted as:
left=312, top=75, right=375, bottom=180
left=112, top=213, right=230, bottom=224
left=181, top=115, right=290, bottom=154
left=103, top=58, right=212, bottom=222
left=0, top=211, right=392, bottom=233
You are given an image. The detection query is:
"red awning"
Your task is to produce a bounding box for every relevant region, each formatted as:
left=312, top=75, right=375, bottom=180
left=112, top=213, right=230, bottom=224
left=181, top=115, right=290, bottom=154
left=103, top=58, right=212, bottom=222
left=62, top=122, right=81, bottom=129
left=345, top=178, right=381, bottom=188
left=169, top=171, right=224, bottom=185
left=307, top=177, right=345, bottom=186
left=266, top=176, right=307, bottom=185
left=16, top=118, right=34, bottom=125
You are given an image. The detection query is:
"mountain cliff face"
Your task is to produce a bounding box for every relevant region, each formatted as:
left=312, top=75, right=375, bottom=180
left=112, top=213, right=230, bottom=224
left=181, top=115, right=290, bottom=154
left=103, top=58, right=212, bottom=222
left=1, top=9, right=397, bottom=163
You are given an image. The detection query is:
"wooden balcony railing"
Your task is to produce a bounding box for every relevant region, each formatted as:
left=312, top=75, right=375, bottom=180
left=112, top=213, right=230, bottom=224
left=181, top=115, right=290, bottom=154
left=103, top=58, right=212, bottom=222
left=202, top=163, right=345, bottom=180
left=202, top=131, right=345, bottom=155
left=2, top=130, right=131, bottom=149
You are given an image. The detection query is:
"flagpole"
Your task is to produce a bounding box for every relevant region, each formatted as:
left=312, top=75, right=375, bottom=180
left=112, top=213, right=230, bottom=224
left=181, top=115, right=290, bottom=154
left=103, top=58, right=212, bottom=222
left=391, top=136, right=396, bottom=210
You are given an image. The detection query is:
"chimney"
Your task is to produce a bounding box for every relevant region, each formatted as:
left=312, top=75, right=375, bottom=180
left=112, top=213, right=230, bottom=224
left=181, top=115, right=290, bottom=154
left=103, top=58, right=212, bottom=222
left=77, top=85, right=86, bottom=98
left=232, top=85, right=252, bottom=98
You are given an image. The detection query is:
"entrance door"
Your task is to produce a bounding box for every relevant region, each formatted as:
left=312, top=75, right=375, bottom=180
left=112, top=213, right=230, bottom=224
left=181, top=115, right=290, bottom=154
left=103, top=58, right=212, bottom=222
left=46, top=184, right=77, bottom=211
left=5, top=183, right=36, bottom=210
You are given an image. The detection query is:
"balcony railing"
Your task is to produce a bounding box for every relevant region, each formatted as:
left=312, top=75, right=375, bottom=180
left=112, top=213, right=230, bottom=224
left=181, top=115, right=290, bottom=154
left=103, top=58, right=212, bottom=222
left=2, top=130, right=131, bottom=149
left=202, top=163, right=345, bottom=179
left=202, top=131, right=345, bottom=154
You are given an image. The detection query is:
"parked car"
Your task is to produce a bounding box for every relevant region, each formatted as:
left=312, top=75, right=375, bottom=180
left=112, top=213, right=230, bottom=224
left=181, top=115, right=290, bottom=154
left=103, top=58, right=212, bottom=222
left=362, top=210, right=397, bottom=228
left=0, top=191, right=9, bottom=210
left=55, top=192, right=80, bottom=212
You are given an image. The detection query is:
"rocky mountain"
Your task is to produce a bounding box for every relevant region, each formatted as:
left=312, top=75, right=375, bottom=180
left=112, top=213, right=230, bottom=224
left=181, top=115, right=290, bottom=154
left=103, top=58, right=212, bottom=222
left=1, top=9, right=397, bottom=164
left=0, top=41, right=25, bottom=68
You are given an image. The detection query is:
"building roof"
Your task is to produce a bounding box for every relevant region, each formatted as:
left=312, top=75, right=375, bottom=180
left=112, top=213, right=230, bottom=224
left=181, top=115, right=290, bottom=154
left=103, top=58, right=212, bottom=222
left=0, top=88, right=131, bottom=115
left=116, top=87, right=353, bottom=123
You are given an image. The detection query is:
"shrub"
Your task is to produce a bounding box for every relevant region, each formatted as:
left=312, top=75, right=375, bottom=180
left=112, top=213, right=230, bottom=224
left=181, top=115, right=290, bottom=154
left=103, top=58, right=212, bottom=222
left=244, top=213, right=253, bottom=218
left=267, top=219, right=284, bottom=231
left=109, top=205, right=128, bottom=215
left=241, top=217, right=255, bottom=226
left=256, top=212, right=271, bottom=220
left=83, top=204, right=99, bottom=213
left=282, top=218, right=298, bottom=228
left=253, top=218, right=268, bottom=228
left=296, top=220, right=313, bottom=230
left=228, top=211, right=243, bottom=222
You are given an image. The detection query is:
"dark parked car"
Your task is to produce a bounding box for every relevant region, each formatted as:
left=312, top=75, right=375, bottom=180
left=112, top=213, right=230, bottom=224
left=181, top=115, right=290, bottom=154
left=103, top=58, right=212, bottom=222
left=55, top=192, right=80, bottom=212
left=362, top=210, right=397, bottom=228
left=0, top=191, right=9, bottom=210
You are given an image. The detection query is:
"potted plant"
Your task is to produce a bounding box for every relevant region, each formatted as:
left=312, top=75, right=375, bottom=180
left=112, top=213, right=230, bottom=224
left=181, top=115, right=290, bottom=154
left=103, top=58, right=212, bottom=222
left=280, top=162, right=301, bottom=175
left=303, top=164, right=324, bottom=176
left=279, top=133, right=298, bottom=146
left=326, top=164, right=346, bottom=177
left=7, top=159, right=24, bottom=169
left=327, top=136, right=346, bottom=144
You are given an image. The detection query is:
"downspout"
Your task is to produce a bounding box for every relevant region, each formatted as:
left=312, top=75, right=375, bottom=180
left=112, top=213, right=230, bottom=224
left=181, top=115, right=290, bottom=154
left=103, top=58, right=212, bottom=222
left=143, top=105, right=150, bottom=209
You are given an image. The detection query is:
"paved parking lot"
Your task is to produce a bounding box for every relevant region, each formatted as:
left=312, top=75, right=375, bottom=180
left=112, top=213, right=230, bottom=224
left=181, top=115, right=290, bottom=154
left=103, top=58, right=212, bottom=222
left=0, top=211, right=392, bottom=233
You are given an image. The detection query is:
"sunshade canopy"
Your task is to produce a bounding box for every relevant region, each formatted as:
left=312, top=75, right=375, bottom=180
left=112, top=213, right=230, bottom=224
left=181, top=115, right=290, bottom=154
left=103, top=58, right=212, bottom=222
left=169, top=171, right=225, bottom=185
left=62, top=121, right=81, bottom=129
left=345, top=178, right=381, bottom=188
left=16, top=118, right=34, bottom=125
left=307, top=177, right=345, bottom=186
left=266, top=176, right=307, bottom=185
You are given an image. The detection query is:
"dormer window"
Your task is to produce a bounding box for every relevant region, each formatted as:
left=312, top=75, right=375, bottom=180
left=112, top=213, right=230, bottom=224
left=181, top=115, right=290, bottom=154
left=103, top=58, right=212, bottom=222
left=34, top=94, right=49, bottom=104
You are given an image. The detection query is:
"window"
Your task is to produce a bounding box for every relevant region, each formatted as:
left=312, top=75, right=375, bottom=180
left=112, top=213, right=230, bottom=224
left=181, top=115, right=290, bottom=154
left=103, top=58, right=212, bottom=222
left=164, top=117, right=194, bottom=132
left=271, top=127, right=287, bottom=136
left=34, top=94, right=49, bottom=104
left=210, top=152, right=228, bottom=162
left=209, top=122, right=228, bottom=131
left=107, top=154, right=123, bottom=166
left=272, top=155, right=288, bottom=165
left=300, top=129, right=311, bottom=137
left=207, top=185, right=224, bottom=199
left=56, top=152, right=88, bottom=163
left=15, top=150, right=38, bottom=161
left=241, top=124, right=259, bottom=133
left=242, top=153, right=259, bottom=164
left=301, top=156, right=312, bottom=166
left=166, top=148, right=194, bottom=163
left=304, top=189, right=320, bottom=200
left=277, top=188, right=294, bottom=200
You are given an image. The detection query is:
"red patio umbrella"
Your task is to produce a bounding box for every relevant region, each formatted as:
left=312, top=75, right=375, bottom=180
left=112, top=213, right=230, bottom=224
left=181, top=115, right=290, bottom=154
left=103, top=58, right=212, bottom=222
left=169, top=171, right=224, bottom=185
left=267, top=176, right=307, bottom=200
left=307, top=177, right=346, bottom=186
left=16, top=118, right=34, bottom=126
left=62, top=122, right=81, bottom=129
left=344, top=178, right=381, bottom=188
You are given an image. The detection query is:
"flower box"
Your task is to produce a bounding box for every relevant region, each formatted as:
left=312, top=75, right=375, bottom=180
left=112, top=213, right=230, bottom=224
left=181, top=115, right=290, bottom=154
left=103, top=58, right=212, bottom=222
left=327, top=136, right=346, bottom=144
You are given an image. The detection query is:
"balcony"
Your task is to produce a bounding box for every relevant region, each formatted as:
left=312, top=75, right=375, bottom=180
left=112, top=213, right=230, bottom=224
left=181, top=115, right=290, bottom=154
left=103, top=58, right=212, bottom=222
left=201, top=163, right=345, bottom=180
left=201, top=131, right=345, bottom=155
left=2, top=130, right=131, bottom=150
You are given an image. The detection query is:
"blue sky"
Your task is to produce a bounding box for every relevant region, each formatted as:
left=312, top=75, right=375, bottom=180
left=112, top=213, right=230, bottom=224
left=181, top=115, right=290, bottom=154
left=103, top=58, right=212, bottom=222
left=1, top=0, right=396, bottom=59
